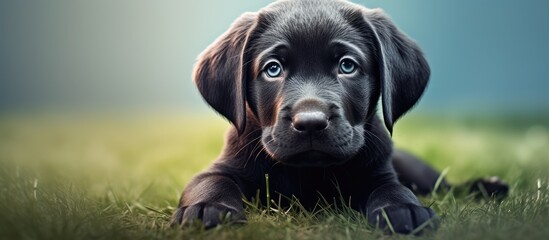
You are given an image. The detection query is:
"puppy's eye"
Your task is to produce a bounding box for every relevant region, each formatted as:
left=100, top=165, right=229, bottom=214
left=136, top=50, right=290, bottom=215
left=264, top=61, right=283, bottom=78
left=339, top=58, right=356, bottom=74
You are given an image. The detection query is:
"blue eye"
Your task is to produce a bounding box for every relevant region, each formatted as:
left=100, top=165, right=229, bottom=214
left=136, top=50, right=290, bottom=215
left=339, top=58, right=356, bottom=74
left=265, top=62, right=282, bottom=78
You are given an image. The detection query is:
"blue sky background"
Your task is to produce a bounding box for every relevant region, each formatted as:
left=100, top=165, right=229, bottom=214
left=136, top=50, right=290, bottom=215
left=1, top=0, right=548, bottom=114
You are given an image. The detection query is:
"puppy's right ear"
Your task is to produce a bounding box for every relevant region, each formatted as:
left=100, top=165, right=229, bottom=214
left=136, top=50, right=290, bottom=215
left=193, top=12, right=257, bottom=133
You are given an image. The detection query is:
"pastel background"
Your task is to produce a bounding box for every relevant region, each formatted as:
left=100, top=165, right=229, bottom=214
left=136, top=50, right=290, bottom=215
left=1, top=0, right=548, bottom=115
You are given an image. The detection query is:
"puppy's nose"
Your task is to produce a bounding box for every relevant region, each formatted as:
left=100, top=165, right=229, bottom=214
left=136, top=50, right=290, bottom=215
left=292, top=111, right=328, bottom=132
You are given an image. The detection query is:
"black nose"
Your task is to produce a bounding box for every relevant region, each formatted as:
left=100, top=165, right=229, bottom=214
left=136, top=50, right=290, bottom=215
left=292, top=111, right=328, bottom=132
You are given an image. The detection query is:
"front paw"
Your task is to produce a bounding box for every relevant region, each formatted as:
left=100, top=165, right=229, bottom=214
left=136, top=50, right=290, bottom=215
left=171, top=202, right=246, bottom=229
left=368, top=203, right=437, bottom=235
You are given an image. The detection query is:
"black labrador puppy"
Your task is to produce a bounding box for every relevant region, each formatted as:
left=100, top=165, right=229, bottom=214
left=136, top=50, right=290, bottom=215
left=172, top=0, right=507, bottom=234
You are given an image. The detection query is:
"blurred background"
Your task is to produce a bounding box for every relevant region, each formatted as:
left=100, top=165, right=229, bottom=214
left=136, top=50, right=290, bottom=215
left=1, top=0, right=548, bottom=115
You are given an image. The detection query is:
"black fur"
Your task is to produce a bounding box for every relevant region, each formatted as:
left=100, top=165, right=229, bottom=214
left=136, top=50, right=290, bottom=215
left=173, top=0, right=507, bottom=235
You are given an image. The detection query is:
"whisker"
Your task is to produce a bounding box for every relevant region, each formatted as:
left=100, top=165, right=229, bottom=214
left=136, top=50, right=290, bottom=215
left=234, top=131, right=262, bottom=157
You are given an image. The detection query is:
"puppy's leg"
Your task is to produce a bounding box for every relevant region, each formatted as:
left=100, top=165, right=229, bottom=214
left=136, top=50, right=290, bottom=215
left=365, top=168, right=437, bottom=235
left=171, top=172, right=246, bottom=229
left=366, top=182, right=437, bottom=234
left=461, top=176, right=509, bottom=200
left=392, top=150, right=509, bottom=199
left=392, top=150, right=449, bottom=195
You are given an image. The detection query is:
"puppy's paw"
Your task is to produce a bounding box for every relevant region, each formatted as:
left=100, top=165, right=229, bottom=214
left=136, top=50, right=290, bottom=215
left=469, top=176, right=509, bottom=200
left=368, top=203, right=437, bottom=235
left=170, top=202, right=246, bottom=229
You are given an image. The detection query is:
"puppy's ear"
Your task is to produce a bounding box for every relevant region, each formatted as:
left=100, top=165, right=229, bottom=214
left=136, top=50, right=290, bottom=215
left=193, top=12, right=257, bottom=133
left=363, top=9, right=430, bottom=134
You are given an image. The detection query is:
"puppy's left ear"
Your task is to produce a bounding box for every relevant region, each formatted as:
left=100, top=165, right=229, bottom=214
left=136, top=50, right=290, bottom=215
left=363, top=9, right=430, bottom=134
left=193, top=12, right=258, bottom=133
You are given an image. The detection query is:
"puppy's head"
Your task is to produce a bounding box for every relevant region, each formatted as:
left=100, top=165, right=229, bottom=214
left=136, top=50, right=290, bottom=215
left=193, top=0, right=429, bottom=167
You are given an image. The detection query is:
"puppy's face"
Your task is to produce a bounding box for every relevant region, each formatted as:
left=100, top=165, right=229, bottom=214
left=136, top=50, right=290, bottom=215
left=193, top=0, right=429, bottom=167
left=247, top=3, right=378, bottom=166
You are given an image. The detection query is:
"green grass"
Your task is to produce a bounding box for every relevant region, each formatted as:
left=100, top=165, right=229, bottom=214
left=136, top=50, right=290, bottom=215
left=1, top=113, right=548, bottom=239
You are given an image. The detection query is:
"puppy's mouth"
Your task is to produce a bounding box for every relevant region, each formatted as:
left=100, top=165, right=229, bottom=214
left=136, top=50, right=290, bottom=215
left=260, top=124, right=364, bottom=167
left=277, top=150, right=347, bottom=167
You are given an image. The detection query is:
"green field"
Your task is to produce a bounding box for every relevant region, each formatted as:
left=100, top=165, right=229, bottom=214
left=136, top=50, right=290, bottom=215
left=1, top=113, right=548, bottom=239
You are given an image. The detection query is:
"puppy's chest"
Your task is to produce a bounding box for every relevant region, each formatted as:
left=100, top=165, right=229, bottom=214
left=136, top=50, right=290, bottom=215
left=257, top=167, right=365, bottom=208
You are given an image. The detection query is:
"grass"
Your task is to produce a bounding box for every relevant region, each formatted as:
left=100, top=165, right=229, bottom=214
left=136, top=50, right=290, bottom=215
left=1, top=112, right=548, bottom=239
